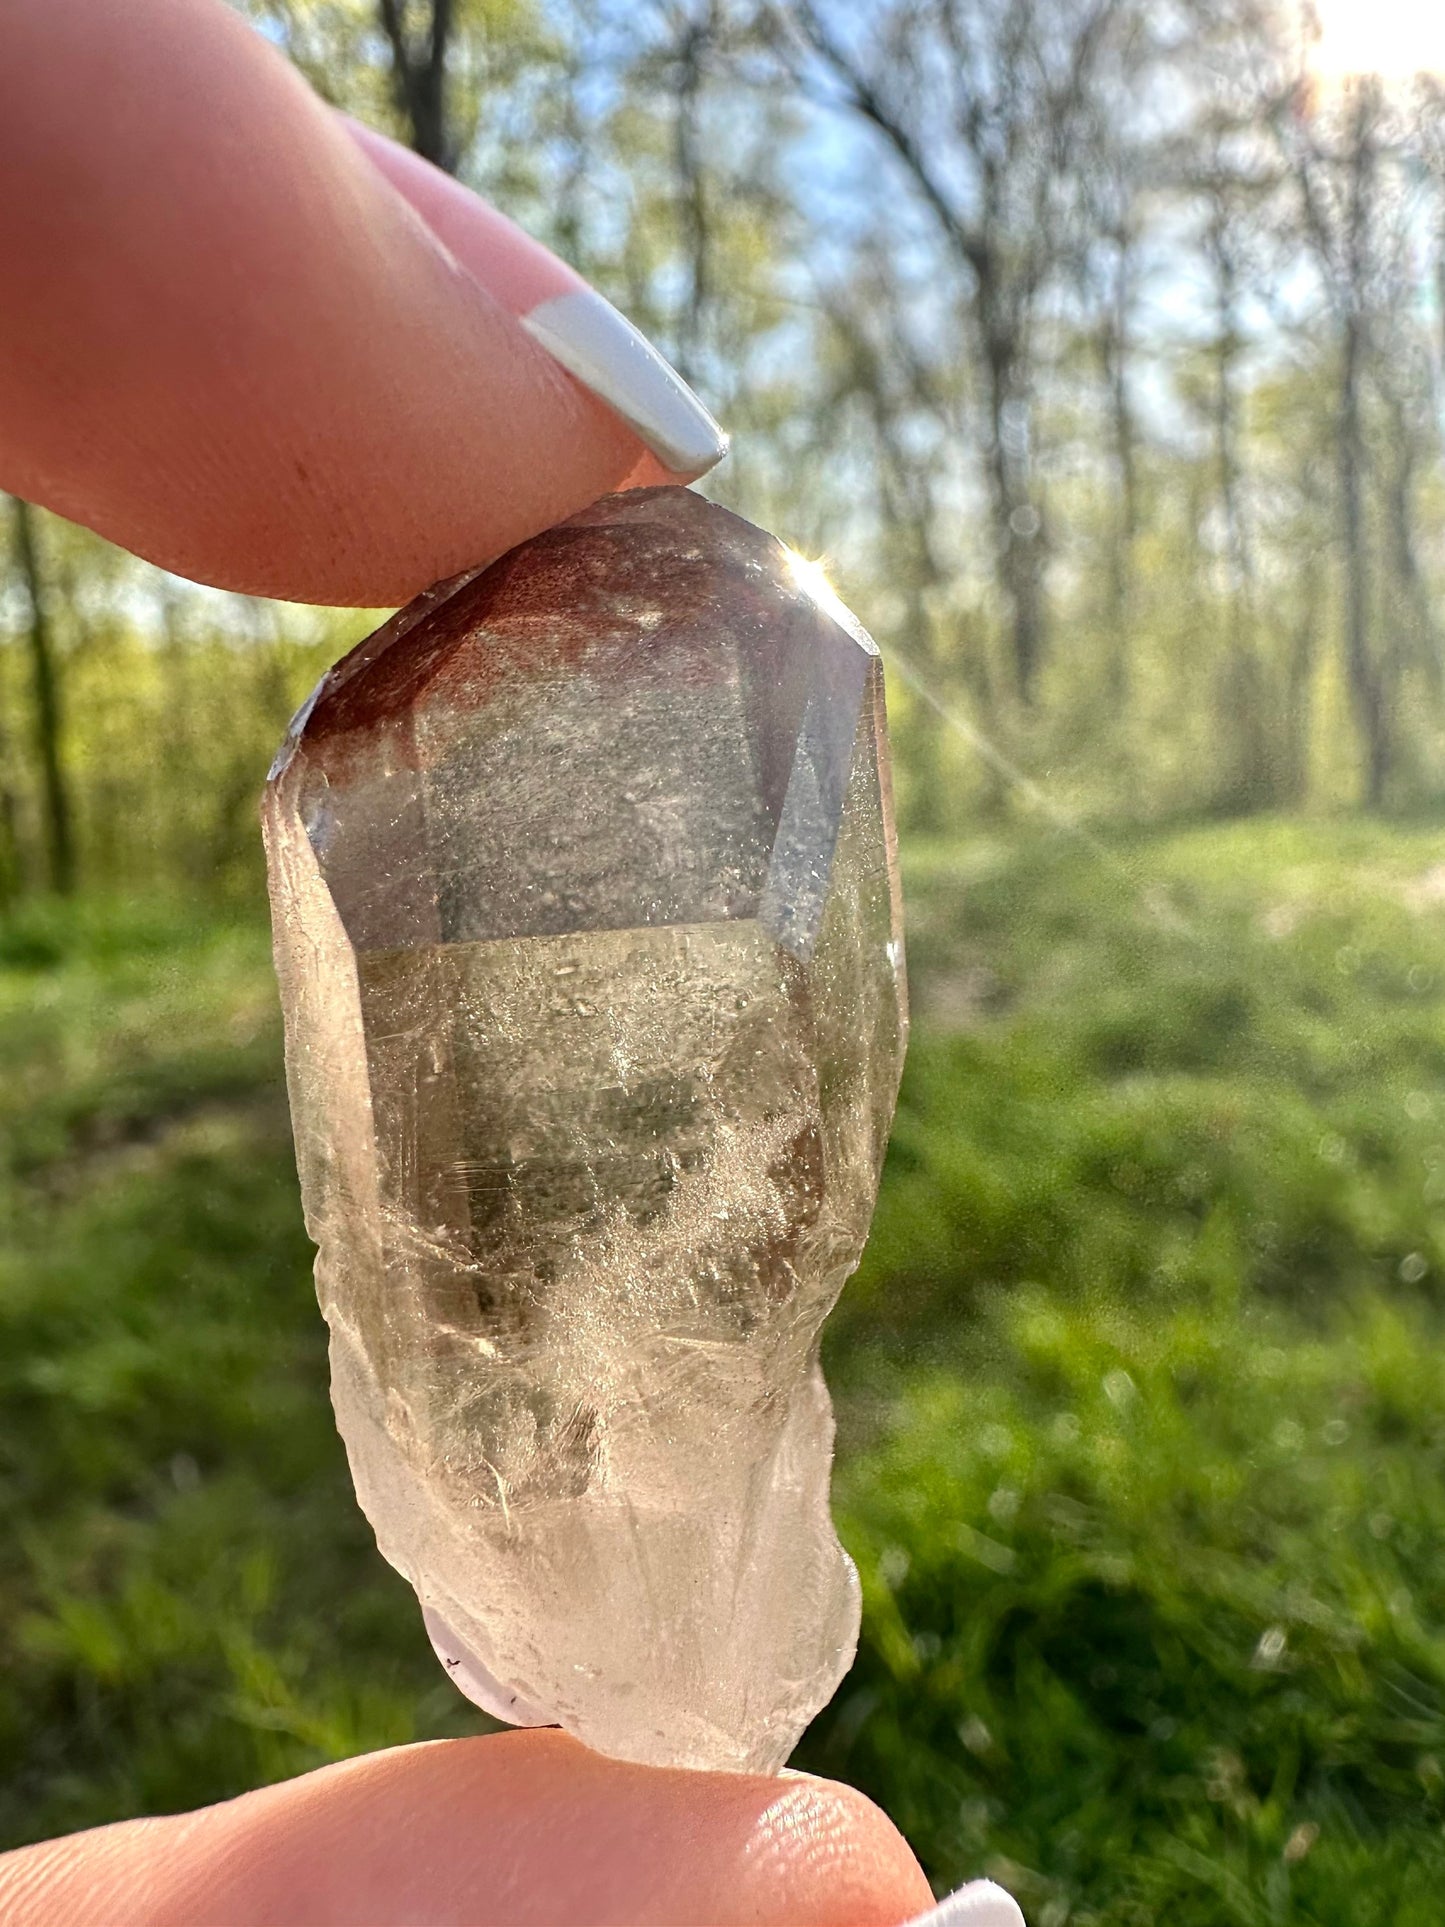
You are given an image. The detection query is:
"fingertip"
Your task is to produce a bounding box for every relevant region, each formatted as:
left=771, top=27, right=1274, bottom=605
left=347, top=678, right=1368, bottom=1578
left=0, top=1734, right=934, bottom=1927
left=344, top=118, right=729, bottom=487
left=338, top=117, right=587, bottom=313
left=0, top=0, right=645, bottom=604
left=408, top=1733, right=935, bottom=1927
left=618, top=449, right=681, bottom=490
left=726, top=1769, right=936, bottom=1927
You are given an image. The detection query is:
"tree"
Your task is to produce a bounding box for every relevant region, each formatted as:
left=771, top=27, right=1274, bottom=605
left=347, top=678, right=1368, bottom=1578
left=779, top=0, right=1126, bottom=704
left=0, top=645, right=22, bottom=904
left=10, top=500, right=74, bottom=895
left=1277, top=74, right=1402, bottom=804
left=1089, top=146, right=1142, bottom=713
left=377, top=0, right=458, bottom=168
left=1195, top=117, right=1274, bottom=806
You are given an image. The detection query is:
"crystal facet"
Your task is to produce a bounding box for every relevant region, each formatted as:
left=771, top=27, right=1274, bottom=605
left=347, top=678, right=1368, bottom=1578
left=262, top=486, right=907, bottom=1773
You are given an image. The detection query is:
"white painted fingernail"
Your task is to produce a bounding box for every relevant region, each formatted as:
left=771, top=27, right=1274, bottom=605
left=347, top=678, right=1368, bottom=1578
left=906, top=1878, right=1027, bottom=1926
left=520, top=288, right=729, bottom=479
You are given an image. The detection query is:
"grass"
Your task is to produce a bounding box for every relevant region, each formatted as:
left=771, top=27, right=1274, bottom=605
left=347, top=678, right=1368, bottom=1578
left=801, top=818, right=1445, bottom=1923
left=4, top=816, right=1445, bottom=1921
left=0, top=901, right=478, bottom=1843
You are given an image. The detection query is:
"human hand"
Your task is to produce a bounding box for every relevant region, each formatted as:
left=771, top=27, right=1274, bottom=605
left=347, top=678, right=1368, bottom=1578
left=0, top=1729, right=936, bottom=1925
left=0, top=4, right=1016, bottom=1919
left=0, top=0, right=721, bottom=608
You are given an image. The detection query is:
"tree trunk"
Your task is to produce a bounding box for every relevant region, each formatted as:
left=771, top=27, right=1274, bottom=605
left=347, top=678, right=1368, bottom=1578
left=1283, top=565, right=1320, bottom=805
left=980, top=314, right=1045, bottom=704
left=1207, top=216, right=1269, bottom=811
left=0, top=669, right=22, bottom=903
left=1338, top=308, right=1387, bottom=806
left=1328, top=91, right=1391, bottom=808
left=1216, top=494, right=1262, bottom=805
left=671, top=16, right=713, bottom=389
left=1099, top=267, right=1137, bottom=711
left=12, top=499, right=74, bottom=894
left=1382, top=401, right=1441, bottom=704
left=377, top=0, right=456, bottom=171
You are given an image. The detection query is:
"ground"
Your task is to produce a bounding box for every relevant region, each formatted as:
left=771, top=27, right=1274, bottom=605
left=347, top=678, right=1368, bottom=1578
left=3, top=817, right=1444, bottom=1924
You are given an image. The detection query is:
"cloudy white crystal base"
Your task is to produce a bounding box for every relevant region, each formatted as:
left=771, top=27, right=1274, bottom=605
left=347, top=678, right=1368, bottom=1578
left=328, top=1318, right=862, bottom=1774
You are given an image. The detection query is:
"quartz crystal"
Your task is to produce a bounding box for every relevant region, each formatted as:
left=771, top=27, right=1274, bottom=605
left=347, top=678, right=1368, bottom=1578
left=263, top=485, right=907, bottom=1773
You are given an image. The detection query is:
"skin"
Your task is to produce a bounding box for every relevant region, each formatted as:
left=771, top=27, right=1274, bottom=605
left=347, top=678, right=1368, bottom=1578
left=0, top=2, right=935, bottom=1920
left=0, top=1733, right=931, bottom=1926
left=0, top=0, right=663, bottom=604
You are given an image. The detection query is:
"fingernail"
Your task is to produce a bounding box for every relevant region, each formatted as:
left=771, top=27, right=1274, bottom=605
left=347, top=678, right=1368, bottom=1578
left=339, top=116, right=728, bottom=480
left=519, top=289, right=728, bottom=479
left=906, top=1879, right=1027, bottom=1926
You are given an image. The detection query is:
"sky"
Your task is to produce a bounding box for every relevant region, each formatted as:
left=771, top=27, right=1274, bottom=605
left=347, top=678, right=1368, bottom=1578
left=1310, top=0, right=1445, bottom=84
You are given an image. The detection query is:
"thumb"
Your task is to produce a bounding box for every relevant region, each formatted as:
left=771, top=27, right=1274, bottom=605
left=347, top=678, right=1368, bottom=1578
left=0, top=1730, right=934, bottom=1927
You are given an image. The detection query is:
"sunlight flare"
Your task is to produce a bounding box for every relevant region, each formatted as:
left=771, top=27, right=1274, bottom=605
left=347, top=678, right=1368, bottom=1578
left=783, top=546, right=855, bottom=629
left=1308, top=0, right=1445, bottom=84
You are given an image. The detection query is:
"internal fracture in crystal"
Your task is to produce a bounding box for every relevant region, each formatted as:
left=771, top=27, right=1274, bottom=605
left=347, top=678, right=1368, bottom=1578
left=263, top=486, right=908, bottom=1773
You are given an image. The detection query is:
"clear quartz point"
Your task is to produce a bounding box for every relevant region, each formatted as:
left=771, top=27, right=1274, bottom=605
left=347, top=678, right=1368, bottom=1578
left=262, top=486, right=908, bottom=1773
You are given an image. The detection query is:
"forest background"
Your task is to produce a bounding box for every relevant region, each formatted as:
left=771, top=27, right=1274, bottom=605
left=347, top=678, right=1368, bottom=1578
left=6, top=2, right=1445, bottom=1922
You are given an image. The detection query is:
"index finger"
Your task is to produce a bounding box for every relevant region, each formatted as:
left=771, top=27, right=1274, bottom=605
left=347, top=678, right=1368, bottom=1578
left=0, top=0, right=722, bottom=605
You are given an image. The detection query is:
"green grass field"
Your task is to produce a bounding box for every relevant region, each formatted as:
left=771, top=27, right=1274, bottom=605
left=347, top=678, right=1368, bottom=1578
left=4, top=817, right=1445, bottom=1924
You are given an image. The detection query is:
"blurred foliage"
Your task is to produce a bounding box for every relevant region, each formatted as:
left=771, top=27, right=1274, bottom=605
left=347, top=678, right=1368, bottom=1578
left=802, top=820, right=1445, bottom=1921
left=0, top=901, right=481, bottom=1843
left=4, top=821, right=1445, bottom=1924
